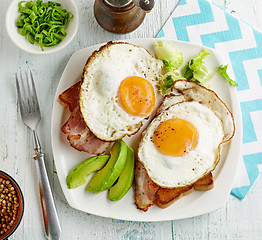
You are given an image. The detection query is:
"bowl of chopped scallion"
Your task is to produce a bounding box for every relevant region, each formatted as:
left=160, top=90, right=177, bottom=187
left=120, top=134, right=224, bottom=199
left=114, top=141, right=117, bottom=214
left=6, top=0, right=79, bottom=54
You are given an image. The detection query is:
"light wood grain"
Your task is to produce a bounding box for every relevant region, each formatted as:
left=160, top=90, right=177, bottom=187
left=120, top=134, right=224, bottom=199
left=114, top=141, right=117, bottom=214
left=0, top=0, right=262, bottom=239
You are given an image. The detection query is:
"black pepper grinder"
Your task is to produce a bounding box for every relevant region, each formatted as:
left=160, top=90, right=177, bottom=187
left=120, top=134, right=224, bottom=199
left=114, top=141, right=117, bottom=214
left=94, top=0, right=154, bottom=34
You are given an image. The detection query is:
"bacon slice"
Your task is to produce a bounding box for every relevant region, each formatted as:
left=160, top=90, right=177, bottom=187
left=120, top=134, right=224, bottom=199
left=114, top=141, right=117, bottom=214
left=61, top=105, right=111, bottom=154
left=134, top=161, right=159, bottom=212
left=58, top=81, right=111, bottom=155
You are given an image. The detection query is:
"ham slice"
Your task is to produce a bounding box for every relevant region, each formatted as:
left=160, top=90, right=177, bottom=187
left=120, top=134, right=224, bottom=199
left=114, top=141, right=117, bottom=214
left=134, top=161, right=159, bottom=212
left=58, top=81, right=111, bottom=155
left=61, top=105, right=111, bottom=155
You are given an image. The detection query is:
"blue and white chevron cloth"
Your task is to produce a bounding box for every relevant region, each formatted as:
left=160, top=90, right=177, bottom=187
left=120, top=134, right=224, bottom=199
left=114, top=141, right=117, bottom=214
left=156, top=0, right=262, bottom=199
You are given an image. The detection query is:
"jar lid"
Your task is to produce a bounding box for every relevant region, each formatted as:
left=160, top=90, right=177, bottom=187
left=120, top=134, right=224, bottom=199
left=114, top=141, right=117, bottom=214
left=104, top=0, right=132, bottom=8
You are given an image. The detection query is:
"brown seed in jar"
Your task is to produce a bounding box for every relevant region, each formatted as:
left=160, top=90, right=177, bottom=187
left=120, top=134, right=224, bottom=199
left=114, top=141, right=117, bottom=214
left=0, top=176, right=22, bottom=236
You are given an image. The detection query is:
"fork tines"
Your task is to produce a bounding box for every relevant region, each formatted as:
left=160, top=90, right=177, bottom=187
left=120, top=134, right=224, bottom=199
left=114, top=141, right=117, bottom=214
left=16, top=70, right=40, bottom=115
left=16, top=70, right=41, bottom=130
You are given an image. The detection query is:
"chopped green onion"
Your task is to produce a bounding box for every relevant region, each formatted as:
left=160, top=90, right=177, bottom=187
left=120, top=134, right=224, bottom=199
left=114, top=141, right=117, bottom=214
left=20, top=27, right=27, bottom=36
left=16, top=0, right=73, bottom=51
left=28, top=33, right=35, bottom=44
left=217, top=65, right=238, bottom=86
left=16, top=17, right=24, bottom=27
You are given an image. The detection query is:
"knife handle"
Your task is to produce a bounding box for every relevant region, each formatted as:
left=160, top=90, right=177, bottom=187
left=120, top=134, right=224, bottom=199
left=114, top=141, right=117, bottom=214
left=34, top=153, right=61, bottom=240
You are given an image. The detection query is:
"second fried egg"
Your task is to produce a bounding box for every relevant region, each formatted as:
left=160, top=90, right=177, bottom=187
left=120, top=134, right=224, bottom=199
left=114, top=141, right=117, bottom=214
left=138, top=80, right=235, bottom=188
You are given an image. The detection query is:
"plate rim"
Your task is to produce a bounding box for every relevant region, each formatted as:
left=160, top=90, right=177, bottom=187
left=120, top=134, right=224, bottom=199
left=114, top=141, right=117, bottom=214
left=51, top=38, right=242, bottom=221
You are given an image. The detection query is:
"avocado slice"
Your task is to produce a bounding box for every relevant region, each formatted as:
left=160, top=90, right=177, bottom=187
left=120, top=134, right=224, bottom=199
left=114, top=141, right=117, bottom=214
left=66, top=155, right=110, bottom=189
left=108, top=146, right=135, bottom=201
left=86, top=140, right=128, bottom=193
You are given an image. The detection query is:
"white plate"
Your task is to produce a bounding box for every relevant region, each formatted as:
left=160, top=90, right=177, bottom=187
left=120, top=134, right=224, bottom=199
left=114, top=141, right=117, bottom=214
left=51, top=38, right=242, bottom=221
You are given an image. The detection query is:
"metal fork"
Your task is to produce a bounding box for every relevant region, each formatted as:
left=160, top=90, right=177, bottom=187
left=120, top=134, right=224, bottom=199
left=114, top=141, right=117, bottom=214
left=16, top=71, right=61, bottom=240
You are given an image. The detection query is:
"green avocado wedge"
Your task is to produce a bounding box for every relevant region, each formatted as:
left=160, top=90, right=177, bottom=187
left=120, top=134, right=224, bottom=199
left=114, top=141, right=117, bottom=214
left=86, top=140, right=128, bottom=193
left=108, top=146, right=135, bottom=201
left=66, top=155, right=110, bottom=189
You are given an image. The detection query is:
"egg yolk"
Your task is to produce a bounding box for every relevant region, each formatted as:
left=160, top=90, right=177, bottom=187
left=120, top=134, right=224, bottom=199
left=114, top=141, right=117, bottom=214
left=118, top=76, right=155, bottom=116
left=153, top=118, right=198, bottom=156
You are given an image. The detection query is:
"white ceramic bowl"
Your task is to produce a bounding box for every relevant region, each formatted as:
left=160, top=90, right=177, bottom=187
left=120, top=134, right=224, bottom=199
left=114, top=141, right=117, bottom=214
left=5, top=0, right=79, bottom=54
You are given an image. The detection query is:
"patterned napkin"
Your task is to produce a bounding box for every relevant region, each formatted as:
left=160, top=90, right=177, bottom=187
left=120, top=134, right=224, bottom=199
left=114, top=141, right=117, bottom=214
left=156, top=0, right=262, bottom=199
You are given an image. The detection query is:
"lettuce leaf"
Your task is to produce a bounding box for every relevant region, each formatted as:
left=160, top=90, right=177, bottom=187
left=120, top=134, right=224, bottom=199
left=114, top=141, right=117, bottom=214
left=158, top=71, right=182, bottom=96
left=154, top=41, right=183, bottom=71
left=182, top=49, right=213, bottom=85
left=217, top=65, right=238, bottom=86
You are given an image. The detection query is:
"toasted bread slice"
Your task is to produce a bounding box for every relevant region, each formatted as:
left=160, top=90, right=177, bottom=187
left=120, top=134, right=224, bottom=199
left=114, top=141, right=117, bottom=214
left=156, top=185, right=194, bottom=209
left=156, top=172, right=214, bottom=209
left=193, top=172, right=214, bottom=191
left=58, top=81, right=81, bottom=113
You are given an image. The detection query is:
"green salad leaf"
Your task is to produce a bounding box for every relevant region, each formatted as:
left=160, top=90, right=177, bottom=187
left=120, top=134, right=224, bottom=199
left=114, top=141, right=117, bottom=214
left=182, top=49, right=213, bottom=85
left=158, top=72, right=183, bottom=96
left=153, top=42, right=237, bottom=93
left=154, top=41, right=183, bottom=71
left=218, top=65, right=238, bottom=86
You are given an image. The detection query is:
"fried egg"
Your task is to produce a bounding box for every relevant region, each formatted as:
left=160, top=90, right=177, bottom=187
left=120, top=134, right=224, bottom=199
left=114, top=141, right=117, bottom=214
left=79, top=42, right=163, bottom=141
left=138, top=80, right=235, bottom=188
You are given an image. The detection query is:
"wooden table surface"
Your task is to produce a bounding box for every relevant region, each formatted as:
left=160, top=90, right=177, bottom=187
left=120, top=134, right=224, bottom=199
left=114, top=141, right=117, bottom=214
left=1, top=0, right=262, bottom=239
